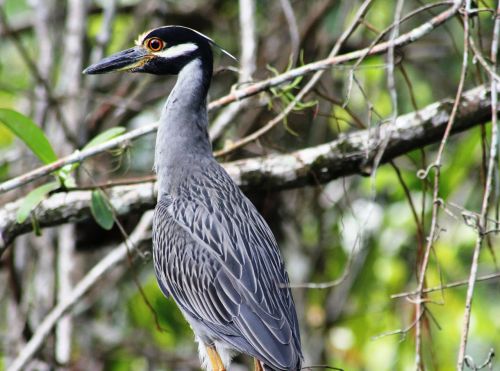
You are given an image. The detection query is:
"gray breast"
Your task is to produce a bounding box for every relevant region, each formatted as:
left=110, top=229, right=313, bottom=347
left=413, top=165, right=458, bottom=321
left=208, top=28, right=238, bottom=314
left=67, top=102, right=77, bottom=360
left=152, top=158, right=302, bottom=370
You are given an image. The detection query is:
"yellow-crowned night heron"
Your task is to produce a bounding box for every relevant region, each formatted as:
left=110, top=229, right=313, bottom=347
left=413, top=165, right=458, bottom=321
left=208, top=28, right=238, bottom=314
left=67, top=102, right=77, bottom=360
left=84, top=26, right=302, bottom=371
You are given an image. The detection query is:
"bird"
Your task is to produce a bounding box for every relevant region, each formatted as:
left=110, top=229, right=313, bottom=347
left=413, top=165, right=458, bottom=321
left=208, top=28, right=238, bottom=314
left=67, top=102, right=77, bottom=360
left=83, top=26, right=302, bottom=371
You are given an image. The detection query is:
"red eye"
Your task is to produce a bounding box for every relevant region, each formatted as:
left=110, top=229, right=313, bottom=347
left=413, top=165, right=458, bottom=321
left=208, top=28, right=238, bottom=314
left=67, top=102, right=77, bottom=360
left=147, top=38, right=164, bottom=51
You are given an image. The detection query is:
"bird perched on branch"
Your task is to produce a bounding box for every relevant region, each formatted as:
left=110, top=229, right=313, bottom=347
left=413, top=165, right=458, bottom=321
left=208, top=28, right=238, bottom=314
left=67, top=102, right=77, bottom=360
left=84, top=26, right=302, bottom=371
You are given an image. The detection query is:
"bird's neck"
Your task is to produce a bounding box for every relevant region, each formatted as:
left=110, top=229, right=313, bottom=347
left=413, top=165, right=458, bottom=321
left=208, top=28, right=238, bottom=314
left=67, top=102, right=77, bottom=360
left=155, top=57, right=213, bottom=196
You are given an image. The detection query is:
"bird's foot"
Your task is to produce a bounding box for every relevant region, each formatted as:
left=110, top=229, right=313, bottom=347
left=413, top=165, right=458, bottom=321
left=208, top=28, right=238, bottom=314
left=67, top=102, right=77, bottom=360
left=254, top=358, right=264, bottom=371
left=206, top=345, right=226, bottom=371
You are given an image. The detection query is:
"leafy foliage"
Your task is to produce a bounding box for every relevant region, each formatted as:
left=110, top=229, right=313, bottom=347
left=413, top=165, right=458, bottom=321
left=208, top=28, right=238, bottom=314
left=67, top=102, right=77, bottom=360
left=90, top=189, right=114, bottom=230
left=1, top=1, right=500, bottom=370
left=16, top=181, right=60, bottom=223
left=0, top=108, right=57, bottom=164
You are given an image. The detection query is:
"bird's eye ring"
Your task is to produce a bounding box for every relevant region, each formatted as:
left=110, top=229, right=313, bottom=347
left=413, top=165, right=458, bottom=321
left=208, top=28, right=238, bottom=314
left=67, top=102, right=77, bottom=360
left=147, top=38, right=164, bottom=52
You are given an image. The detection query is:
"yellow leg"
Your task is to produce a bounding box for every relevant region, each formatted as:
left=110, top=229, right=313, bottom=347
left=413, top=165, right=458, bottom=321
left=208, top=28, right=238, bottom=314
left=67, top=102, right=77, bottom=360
left=206, top=345, right=226, bottom=371
left=254, top=358, right=264, bottom=371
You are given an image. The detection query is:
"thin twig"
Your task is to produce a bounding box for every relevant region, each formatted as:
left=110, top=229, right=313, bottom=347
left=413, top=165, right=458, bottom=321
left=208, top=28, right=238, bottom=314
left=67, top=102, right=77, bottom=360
left=214, top=0, right=374, bottom=157
left=368, top=0, right=405, bottom=202
left=214, top=0, right=462, bottom=156
left=390, top=161, right=425, bottom=250
left=372, top=309, right=426, bottom=341
left=79, top=165, right=166, bottom=335
left=0, top=1, right=464, bottom=194
left=415, top=1, right=467, bottom=368
left=464, top=349, right=496, bottom=371
left=0, top=122, right=158, bottom=194
left=344, top=0, right=456, bottom=104
left=470, top=37, right=500, bottom=85
left=391, top=272, right=500, bottom=299
left=457, top=1, right=500, bottom=368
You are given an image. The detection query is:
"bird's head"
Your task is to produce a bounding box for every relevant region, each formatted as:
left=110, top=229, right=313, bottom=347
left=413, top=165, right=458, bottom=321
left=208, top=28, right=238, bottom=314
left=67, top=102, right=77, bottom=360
left=83, top=26, right=234, bottom=75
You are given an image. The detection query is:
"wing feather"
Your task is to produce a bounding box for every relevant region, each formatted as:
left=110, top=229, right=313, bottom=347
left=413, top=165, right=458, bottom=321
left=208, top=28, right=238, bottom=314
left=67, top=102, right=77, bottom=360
left=152, top=162, right=302, bottom=369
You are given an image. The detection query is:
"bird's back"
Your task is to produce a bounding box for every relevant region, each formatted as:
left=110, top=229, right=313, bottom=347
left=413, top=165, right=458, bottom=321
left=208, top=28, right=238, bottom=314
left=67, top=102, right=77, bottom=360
left=153, top=156, right=302, bottom=370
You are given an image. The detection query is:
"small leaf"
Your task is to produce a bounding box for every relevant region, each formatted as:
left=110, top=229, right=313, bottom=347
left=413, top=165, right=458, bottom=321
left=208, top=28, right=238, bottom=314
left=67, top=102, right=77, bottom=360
left=16, top=181, right=60, bottom=223
left=83, top=127, right=126, bottom=151
left=91, top=189, right=114, bottom=230
left=56, top=164, right=78, bottom=188
left=287, top=76, right=303, bottom=90
left=0, top=108, right=57, bottom=164
left=31, top=213, right=42, bottom=236
left=266, top=64, right=280, bottom=76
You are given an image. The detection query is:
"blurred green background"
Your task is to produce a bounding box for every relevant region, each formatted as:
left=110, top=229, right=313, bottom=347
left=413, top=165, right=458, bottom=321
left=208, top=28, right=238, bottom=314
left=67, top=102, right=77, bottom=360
left=0, top=0, right=499, bottom=370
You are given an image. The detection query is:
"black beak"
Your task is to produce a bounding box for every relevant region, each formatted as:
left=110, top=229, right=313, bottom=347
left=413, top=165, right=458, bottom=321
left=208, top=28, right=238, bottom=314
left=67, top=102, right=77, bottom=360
left=83, top=47, right=149, bottom=74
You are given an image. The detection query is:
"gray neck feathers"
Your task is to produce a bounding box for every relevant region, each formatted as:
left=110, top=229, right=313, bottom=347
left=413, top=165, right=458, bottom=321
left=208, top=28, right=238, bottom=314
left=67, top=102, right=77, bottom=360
left=155, top=58, right=213, bottom=198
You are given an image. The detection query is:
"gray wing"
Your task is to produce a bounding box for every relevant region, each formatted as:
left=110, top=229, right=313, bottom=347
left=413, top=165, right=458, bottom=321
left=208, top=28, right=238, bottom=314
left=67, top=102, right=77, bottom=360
left=153, top=162, right=302, bottom=370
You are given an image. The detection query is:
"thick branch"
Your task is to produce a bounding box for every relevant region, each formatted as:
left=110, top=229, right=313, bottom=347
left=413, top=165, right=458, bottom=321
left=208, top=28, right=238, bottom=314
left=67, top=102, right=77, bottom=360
left=0, top=84, right=495, bottom=255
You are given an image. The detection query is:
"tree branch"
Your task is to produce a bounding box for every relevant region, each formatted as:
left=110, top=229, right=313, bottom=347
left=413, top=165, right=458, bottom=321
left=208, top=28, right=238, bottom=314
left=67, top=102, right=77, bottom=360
left=0, top=0, right=462, bottom=194
left=214, top=0, right=374, bottom=157
left=6, top=211, right=154, bottom=371
left=0, top=84, right=496, bottom=255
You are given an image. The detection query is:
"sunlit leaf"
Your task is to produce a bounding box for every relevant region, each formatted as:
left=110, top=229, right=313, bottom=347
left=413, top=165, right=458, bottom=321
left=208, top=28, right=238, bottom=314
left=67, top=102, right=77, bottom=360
left=16, top=181, right=60, bottom=223
left=0, top=108, right=57, bottom=164
left=83, top=127, right=126, bottom=151
left=91, top=189, right=114, bottom=230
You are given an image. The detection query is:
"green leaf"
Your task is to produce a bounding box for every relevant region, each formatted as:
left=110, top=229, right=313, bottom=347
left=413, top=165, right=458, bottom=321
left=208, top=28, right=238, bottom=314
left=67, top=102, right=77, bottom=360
left=56, top=164, right=78, bottom=188
left=16, top=181, right=60, bottom=223
left=0, top=108, right=57, bottom=164
left=83, top=127, right=126, bottom=151
left=91, top=189, right=114, bottom=230
left=31, top=213, right=42, bottom=236
left=286, top=76, right=303, bottom=90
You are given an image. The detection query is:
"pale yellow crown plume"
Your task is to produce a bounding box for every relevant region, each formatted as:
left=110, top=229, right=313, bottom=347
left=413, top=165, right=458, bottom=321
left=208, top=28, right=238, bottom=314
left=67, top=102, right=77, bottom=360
left=134, top=29, right=153, bottom=46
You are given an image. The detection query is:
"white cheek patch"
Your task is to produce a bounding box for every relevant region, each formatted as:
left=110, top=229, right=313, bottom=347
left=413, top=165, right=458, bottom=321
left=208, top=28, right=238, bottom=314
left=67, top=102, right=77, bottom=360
left=155, top=43, right=198, bottom=59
